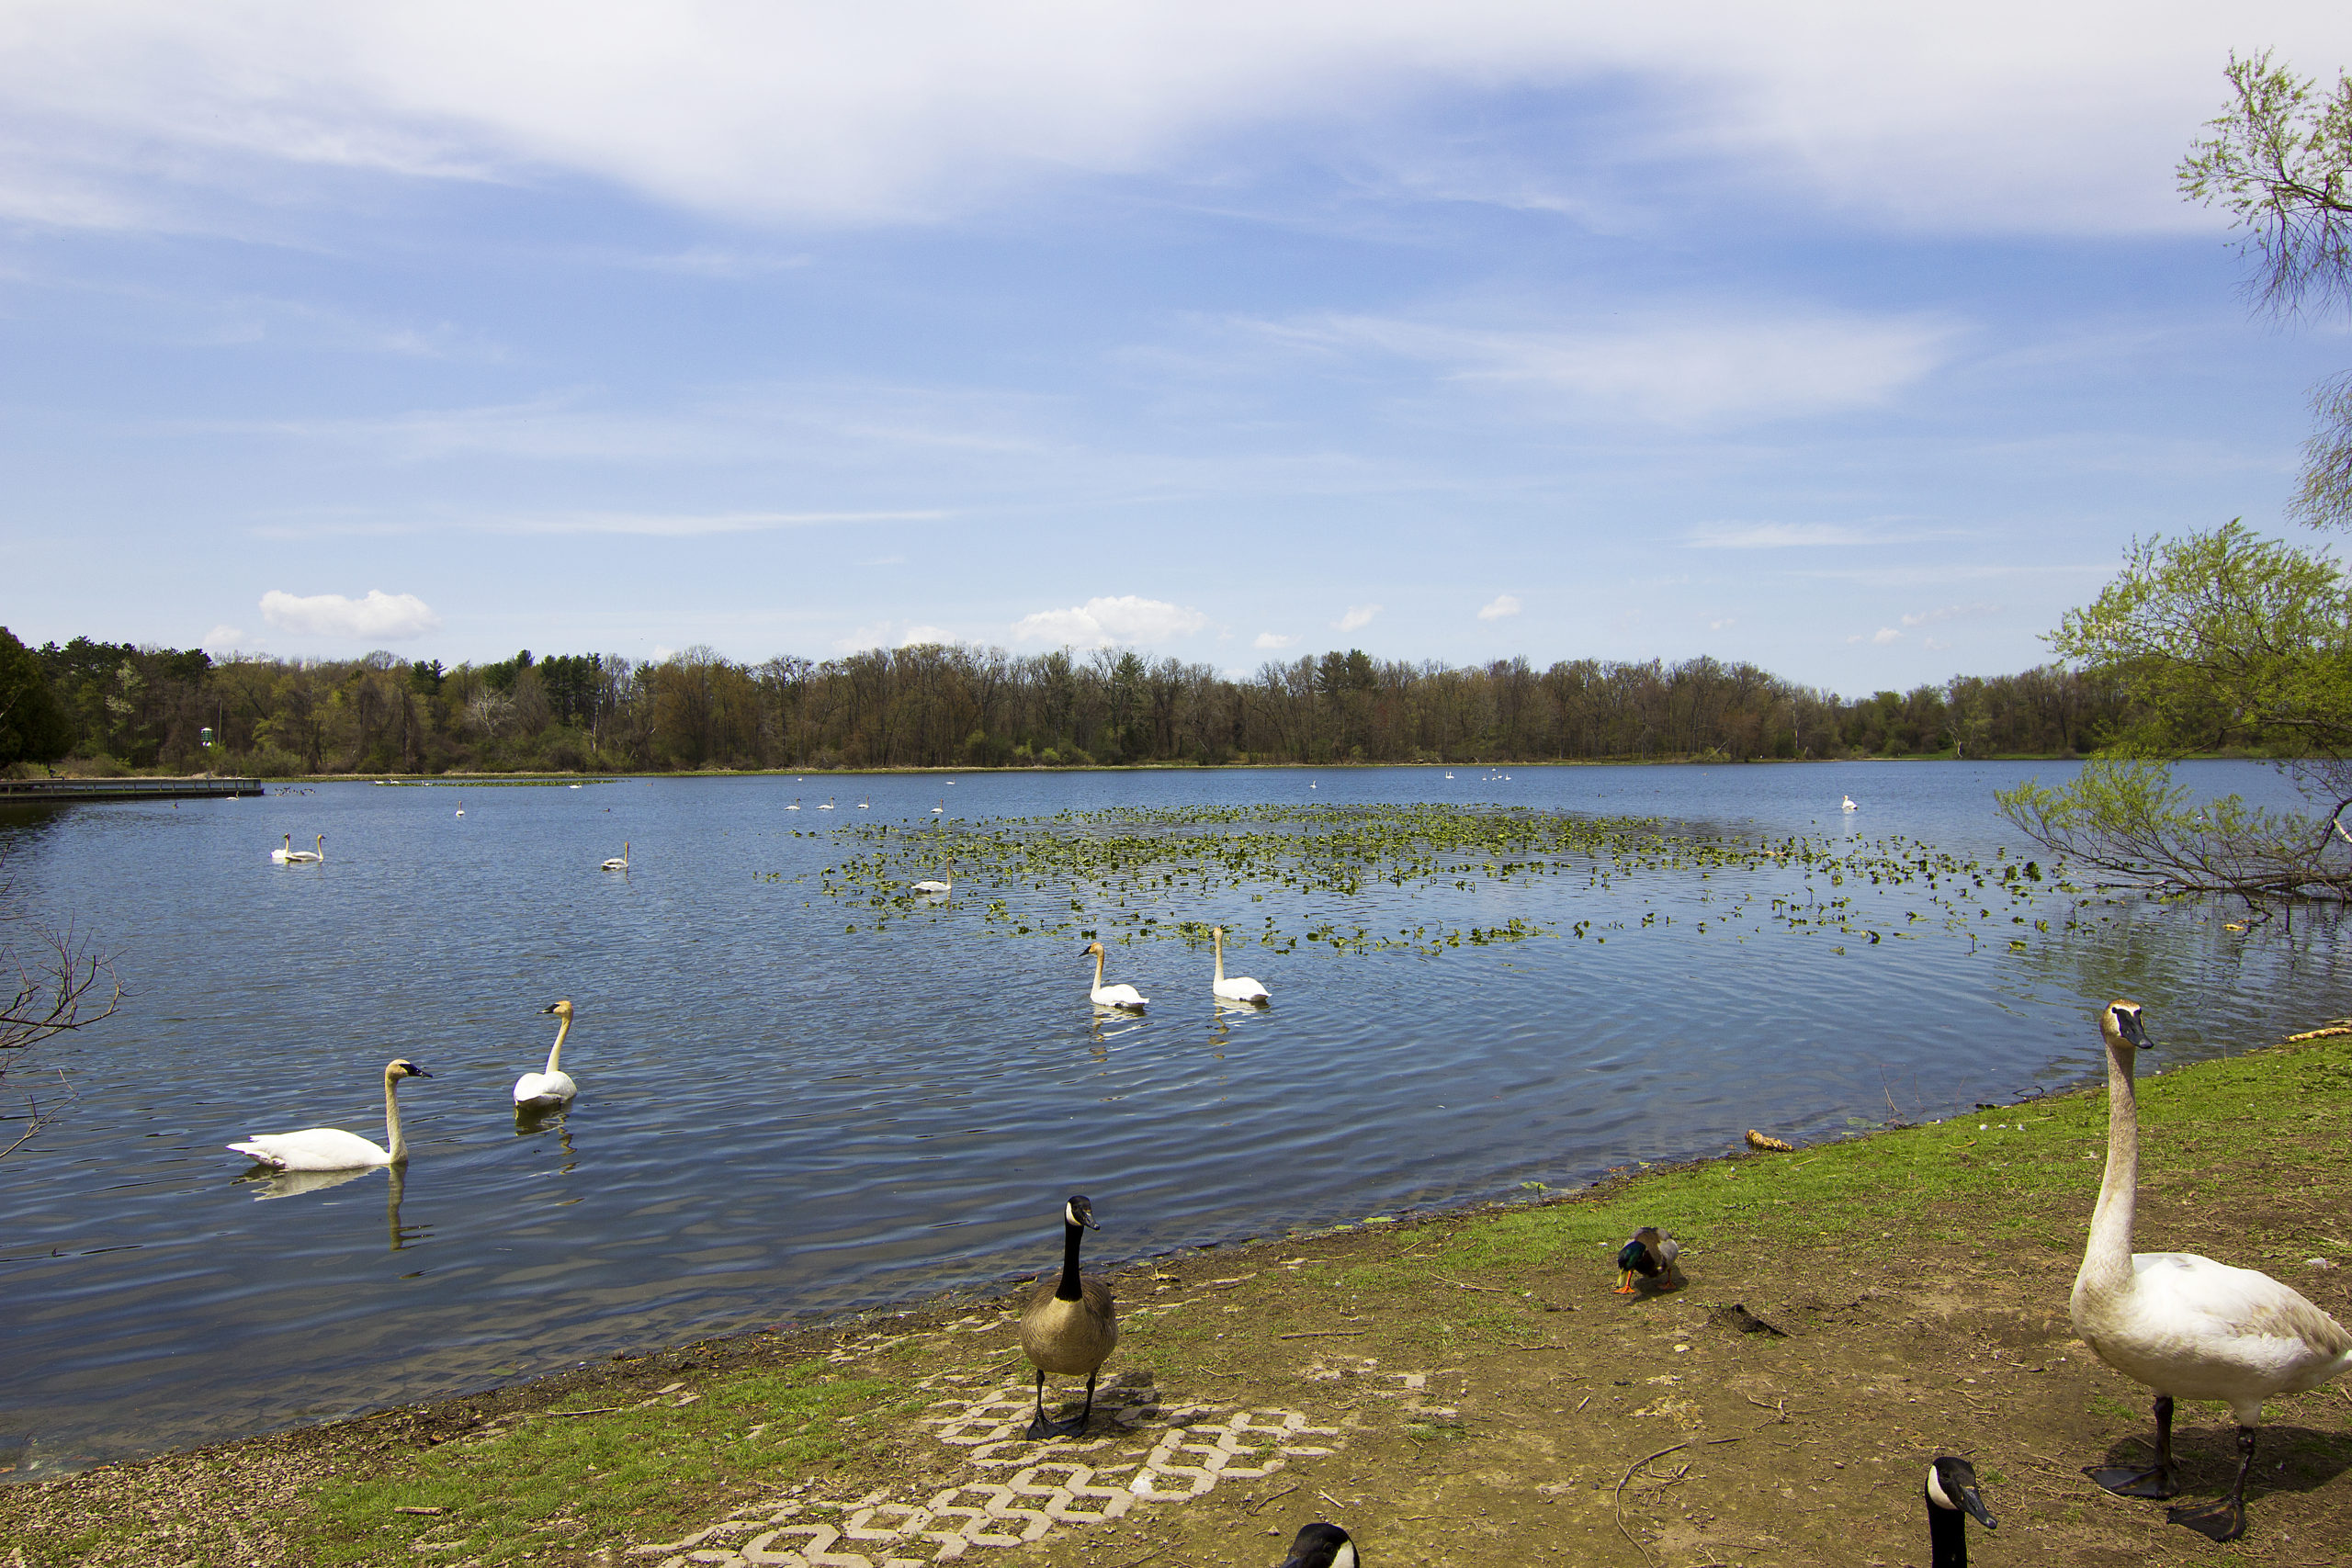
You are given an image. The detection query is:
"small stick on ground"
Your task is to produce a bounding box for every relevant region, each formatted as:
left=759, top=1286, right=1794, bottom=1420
left=1436, top=1276, right=1512, bottom=1294
left=1613, top=1441, right=1690, bottom=1568
left=1245, top=1483, right=1299, bottom=1517
left=1276, top=1330, right=1370, bottom=1340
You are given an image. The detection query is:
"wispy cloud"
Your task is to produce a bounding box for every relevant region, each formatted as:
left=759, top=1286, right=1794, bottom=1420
left=1012, top=594, right=1207, bottom=649
left=258, top=588, right=439, bottom=641
left=1900, top=602, right=2002, bottom=627
left=1252, top=631, right=1296, bottom=649
left=1687, top=522, right=1893, bottom=549
left=1476, top=593, right=1522, bottom=621
left=1333, top=604, right=1382, bottom=632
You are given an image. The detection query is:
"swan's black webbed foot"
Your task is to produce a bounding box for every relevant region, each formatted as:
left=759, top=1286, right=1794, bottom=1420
left=2086, top=1464, right=2178, bottom=1499
left=2166, top=1495, right=2246, bottom=1542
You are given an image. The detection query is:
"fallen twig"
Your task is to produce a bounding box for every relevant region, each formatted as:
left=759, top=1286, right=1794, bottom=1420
left=391, top=1506, right=446, bottom=1516
left=1276, top=1330, right=1370, bottom=1340
left=1436, top=1276, right=1512, bottom=1294
left=1612, top=1442, right=1690, bottom=1568
left=1244, top=1483, right=1300, bottom=1517
left=1575, top=1393, right=1592, bottom=1413
left=540, top=1405, right=628, bottom=1417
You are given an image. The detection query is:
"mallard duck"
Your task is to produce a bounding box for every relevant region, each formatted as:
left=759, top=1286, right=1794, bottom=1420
left=1614, top=1226, right=1685, bottom=1293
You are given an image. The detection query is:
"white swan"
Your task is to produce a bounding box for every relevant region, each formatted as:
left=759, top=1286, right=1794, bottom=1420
left=1082, top=942, right=1148, bottom=1010
left=818, top=796, right=835, bottom=811
left=2071, top=999, right=2352, bottom=1541
left=1209, top=925, right=1270, bottom=1004
left=1840, top=794, right=1858, bottom=811
left=228, top=1059, right=431, bottom=1170
left=601, top=842, right=629, bottom=871
left=514, top=999, right=580, bottom=1110
left=910, top=860, right=952, bottom=896
left=932, top=800, right=944, bottom=815
left=858, top=795, right=871, bottom=810
left=786, top=798, right=802, bottom=810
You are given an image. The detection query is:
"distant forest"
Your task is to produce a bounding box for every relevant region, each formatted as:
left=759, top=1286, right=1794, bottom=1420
left=6, top=632, right=2132, bottom=777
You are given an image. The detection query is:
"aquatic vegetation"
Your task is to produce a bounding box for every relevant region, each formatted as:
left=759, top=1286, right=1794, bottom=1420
left=762, top=802, right=2097, bottom=955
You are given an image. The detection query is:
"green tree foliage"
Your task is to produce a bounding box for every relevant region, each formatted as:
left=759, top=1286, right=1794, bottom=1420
left=0, top=627, right=74, bottom=770
left=1997, top=524, right=2352, bottom=902
left=2179, top=49, right=2352, bottom=528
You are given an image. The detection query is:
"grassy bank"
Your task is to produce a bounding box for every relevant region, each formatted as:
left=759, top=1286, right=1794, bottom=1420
left=7, top=1021, right=2350, bottom=1566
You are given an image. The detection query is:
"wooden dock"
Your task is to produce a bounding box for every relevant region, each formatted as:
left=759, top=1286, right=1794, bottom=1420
left=0, top=776, right=266, bottom=804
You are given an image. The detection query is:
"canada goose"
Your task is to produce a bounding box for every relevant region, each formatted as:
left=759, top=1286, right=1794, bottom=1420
left=271, top=833, right=323, bottom=864
left=1082, top=942, right=1148, bottom=1010
left=1209, top=925, right=1270, bottom=1004
left=910, top=861, right=952, bottom=896
left=514, top=1000, right=579, bottom=1109
left=1276, top=1521, right=1357, bottom=1567
left=1925, top=1456, right=1996, bottom=1566
left=1020, top=1194, right=1117, bottom=1439
left=2071, top=1000, right=2352, bottom=1541
left=1614, top=1226, right=1685, bottom=1293
left=601, top=842, right=629, bottom=872
left=227, top=1059, right=430, bottom=1170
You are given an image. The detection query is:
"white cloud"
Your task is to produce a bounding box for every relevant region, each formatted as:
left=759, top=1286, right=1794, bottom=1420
left=1871, top=626, right=1903, bottom=645
left=1333, top=604, right=1382, bottom=632
left=898, top=624, right=953, bottom=647
left=0, top=3, right=2332, bottom=236
left=257, top=588, right=440, bottom=640
left=1252, top=631, right=1297, bottom=649
left=1900, top=601, right=2002, bottom=626
left=1688, top=522, right=1887, bottom=548
left=200, top=623, right=248, bottom=650
left=1011, top=594, right=1207, bottom=648
left=1270, top=310, right=1955, bottom=425
left=1709, top=616, right=1736, bottom=631
left=1476, top=593, right=1521, bottom=621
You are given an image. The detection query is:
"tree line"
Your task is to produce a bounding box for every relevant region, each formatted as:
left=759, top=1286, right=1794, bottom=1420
left=2, top=626, right=2132, bottom=777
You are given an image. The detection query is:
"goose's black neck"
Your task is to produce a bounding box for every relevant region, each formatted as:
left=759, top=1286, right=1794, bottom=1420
left=1927, top=1500, right=1968, bottom=1568
left=1056, top=1220, right=1085, bottom=1302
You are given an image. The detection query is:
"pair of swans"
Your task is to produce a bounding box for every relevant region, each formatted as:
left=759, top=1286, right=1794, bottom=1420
left=223, top=1001, right=584, bottom=1172
left=2073, top=999, right=2352, bottom=1541
left=1081, top=929, right=1271, bottom=1010
left=271, top=833, right=324, bottom=864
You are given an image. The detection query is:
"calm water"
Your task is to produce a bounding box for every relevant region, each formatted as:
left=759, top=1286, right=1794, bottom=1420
left=2, top=761, right=2343, bottom=1474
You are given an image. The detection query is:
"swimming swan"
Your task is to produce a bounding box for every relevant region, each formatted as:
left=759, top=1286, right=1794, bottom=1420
left=272, top=833, right=324, bottom=864
left=910, top=861, right=952, bottom=896
left=2071, top=999, right=2352, bottom=1541
left=1020, top=1194, right=1118, bottom=1438
left=514, top=999, right=579, bottom=1110
left=1082, top=942, right=1148, bottom=1010
left=1840, top=794, right=1858, bottom=811
left=228, top=1059, right=431, bottom=1170
left=601, top=842, right=629, bottom=872
left=1209, top=925, right=1270, bottom=1004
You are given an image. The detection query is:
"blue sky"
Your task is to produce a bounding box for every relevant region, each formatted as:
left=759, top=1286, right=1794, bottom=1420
left=4, top=2, right=2349, bottom=692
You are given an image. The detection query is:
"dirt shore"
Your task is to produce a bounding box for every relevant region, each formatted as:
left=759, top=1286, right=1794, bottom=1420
left=7, top=1026, right=2351, bottom=1567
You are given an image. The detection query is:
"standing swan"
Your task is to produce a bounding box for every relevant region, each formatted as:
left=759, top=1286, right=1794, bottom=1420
left=514, top=999, right=579, bottom=1109
left=1082, top=942, right=1148, bottom=1010
left=1209, top=926, right=1270, bottom=1004
left=2071, top=999, right=2352, bottom=1540
left=227, top=1059, right=431, bottom=1170
left=1924, top=1457, right=1996, bottom=1566
left=601, top=842, right=629, bottom=872
left=1020, top=1194, right=1118, bottom=1438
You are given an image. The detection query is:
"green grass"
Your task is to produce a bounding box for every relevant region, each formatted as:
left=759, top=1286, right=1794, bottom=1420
left=291, top=1362, right=893, bottom=1566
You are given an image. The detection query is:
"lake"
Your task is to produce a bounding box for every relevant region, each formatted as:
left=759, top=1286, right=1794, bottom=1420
left=1, top=759, right=2341, bottom=1475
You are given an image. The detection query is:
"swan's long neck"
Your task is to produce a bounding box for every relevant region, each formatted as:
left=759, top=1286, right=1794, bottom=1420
left=2078, top=1040, right=2141, bottom=1298
left=1213, top=930, right=1227, bottom=983
left=1091, top=949, right=1106, bottom=989
left=1057, top=1220, right=1086, bottom=1302
left=384, top=1073, right=409, bottom=1164
left=544, top=1014, right=571, bottom=1077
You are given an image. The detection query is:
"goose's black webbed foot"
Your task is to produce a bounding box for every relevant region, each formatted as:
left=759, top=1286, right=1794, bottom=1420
left=2086, top=1464, right=2177, bottom=1500
left=2166, top=1495, right=2246, bottom=1542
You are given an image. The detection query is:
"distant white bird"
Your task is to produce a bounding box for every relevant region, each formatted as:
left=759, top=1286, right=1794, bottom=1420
left=272, top=833, right=324, bottom=864
left=932, top=800, right=944, bottom=814
left=1082, top=942, right=1148, bottom=1010
left=455, top=801, right=465, bottom=817
left=569, top=783, right=582, bottom=789
left=786, top=798, right=802, bottom=810
left=1841, top=795, right=1858, bottom=812
left=228, top=1059, right=431, bottom=1170
left=1209, top=926, right=1270, bottom=1005
left=858, top=795, right=871, bottom=810
left=513, top=1000, right=580, bottom=1110
left=818, top=796, right=835, bottom=811
left=2072, top=1000, right=2352, bottom=1541
left=910, top=861, right=953, bottom=896
left=601, top=842, right=629, bottom=872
